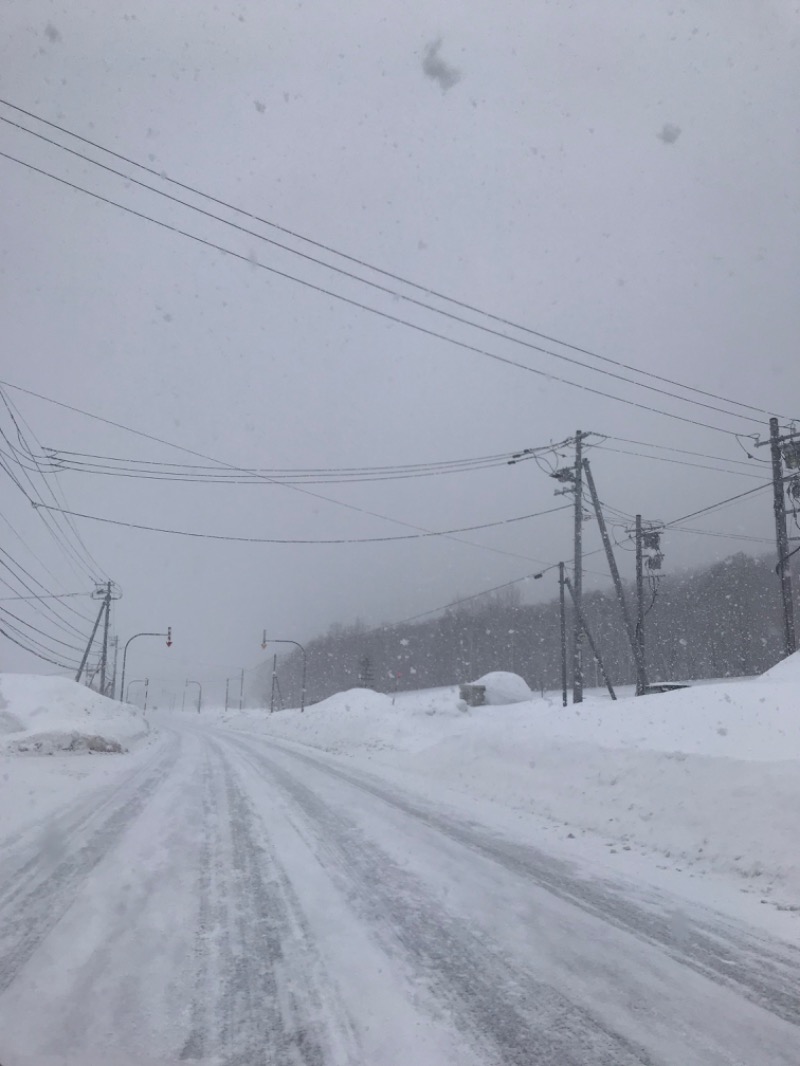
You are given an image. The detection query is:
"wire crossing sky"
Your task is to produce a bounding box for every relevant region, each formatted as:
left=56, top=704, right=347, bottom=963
left=0, top=0, right=797, bottom=687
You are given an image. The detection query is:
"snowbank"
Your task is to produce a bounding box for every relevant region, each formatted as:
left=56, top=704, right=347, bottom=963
left=0, top=674, right=148, bottom=755
left=471, top=671, right=533, bottom=705
left=227, top=677, right=800, bottom=907
left=760, top=648, right=800, bottom=682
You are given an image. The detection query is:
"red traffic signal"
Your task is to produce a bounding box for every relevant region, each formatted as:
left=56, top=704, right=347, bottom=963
left=166, top=626, right=172, bottom=647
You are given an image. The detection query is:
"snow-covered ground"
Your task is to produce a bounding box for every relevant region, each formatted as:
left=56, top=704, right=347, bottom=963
left=1, top=665, right=799, bottom=1064
left=223, top=658, right=800, bottom=912
left=0, top=674, right=155, bottom=843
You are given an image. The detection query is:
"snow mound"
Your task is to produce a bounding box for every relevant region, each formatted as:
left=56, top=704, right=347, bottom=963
left=7, top=730, right=124, bottom=755
left=0, top=709, right=25, bottom=734
left=312, top=688, right=395, bottom=714
left=472, top=671, right=533, bottom=705
left=0, top=674, right=148, bottom=756
left=760, top=650, right=800, bottom=682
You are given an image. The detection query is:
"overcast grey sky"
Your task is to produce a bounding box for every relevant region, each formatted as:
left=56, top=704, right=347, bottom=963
left=1, top=1, right=798, bottom=701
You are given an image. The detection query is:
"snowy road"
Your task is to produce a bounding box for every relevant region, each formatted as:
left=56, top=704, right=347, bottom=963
left=1, top=719, right=799, bottom=1065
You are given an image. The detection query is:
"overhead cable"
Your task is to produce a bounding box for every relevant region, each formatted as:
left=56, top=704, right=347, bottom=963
left=0, top=151, right=759, bottom=438
left=29, top=502, right=572, bottom=546
left=0, top=97, right=785, bottom=423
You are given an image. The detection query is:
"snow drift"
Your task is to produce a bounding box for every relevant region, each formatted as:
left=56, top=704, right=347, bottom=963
left=0, top=674, right=148, bottom=755
left=226, top=667, right=800, bottom=907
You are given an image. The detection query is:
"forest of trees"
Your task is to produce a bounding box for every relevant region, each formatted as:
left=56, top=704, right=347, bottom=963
left=255, top=552, right=796, bottom=709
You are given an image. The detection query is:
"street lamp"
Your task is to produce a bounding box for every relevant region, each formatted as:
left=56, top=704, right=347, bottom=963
left=126, top=678, right=148, bottom=710
left=261, top=632, right=307, bottom=712
left=119, top=628, right=172, bottom=706
left=185, top=679, right=202, bottom=713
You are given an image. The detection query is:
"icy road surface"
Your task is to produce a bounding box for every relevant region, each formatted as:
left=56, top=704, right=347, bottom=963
left=1, top=719, right=799, bottom=1066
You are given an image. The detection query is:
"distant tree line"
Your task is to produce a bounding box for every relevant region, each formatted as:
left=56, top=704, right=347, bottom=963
left=256, top=552, right=795, bottom=707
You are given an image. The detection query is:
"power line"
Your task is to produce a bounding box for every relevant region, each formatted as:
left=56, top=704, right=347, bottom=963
left=0, top=379, right=567, bottom=565
left=593, top=445, right=768, bottom=480
left=0, top=115, right=769, bottom=429
left=0, top=604, right=86, bottom=654
left=29, top=501, right=572, bottom=546
left=0, top=591, right=87, bottom=601
left=667, top=525, right=773, bottom=545
left=0, top=621, right=78, bottom=670
left=388, top=482, right=781, bottom=627
left=601, top=435, right=763, bottom=470
left=0, top=547, right=94, bottom=639
left=0, top=97, right=785, bottom=424
left=0, top=150, right=758, bottom=438
left=666, top=482, right=773, bottom=526
left=0, top=404, right=103, bottom=585
left=18, top=451, right=523, bottom=486
left=1, top=389, right=108, bottom=580
left=0, top=510, right=96, bottom=624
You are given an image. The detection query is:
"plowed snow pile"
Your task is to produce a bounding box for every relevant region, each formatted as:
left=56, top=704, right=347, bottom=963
left=227, top=658, right=800, bottom=907
left=0, top=674, right=147, bottom=755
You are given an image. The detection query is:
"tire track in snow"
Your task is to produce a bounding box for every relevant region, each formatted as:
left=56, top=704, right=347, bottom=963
left=254, top=735, right=800, bottom=1029
left=0, top=736, right=181, bottom=994
left=220, top=735, right=655, bottom=1066
left=179, top=738, right=357, bottom=1065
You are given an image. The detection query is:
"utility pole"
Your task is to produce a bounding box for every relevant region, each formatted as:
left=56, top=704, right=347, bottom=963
left=635, top=514, right=645, bottom=679
left=563, top=575, right=616, bottom=701
left=583, top=459, right=648, bottom=694
left=239, top=667, right=245, bottom=711
left=558, top=562, right=568, bottom=708
left=572, top=431, right=585, bottom=702
left=75, top=598, right=106, bottom=685
left=768, top=417, right=797, bottom=657
left=99, top=581, right=111, bottom=696
left=109, top=636, right=120, bottom=700
left=225, top=677, right=231, bottom=714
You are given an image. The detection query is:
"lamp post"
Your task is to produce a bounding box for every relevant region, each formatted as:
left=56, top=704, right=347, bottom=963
left=185, top=679, right=202, bottom=713
left=126, top=678, right=148, bottom=709
left=261, top=632, right=307, bottom=712
left=119, top=628, right=172, bottom=705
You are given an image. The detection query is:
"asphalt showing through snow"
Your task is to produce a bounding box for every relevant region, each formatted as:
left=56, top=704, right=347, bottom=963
left=0, top=719, right=798, bottom=1065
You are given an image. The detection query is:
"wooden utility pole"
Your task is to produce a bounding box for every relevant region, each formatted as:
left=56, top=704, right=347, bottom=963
left=768, top=417, right=797, bottom=657
left=635, top=514, right=645, bottom=684
left=75, top=598, right=106, bottom=684
left=558, top=562, right=568, bottom=707
left=99, top=581, right=111, bottom=696
left=109, top=635, right=120, bottom=700
left=572, top=431, right=586, bottom=702
left=583, top=459, right=648, bottom=694
left=563, top=575, right=616, bottom=701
